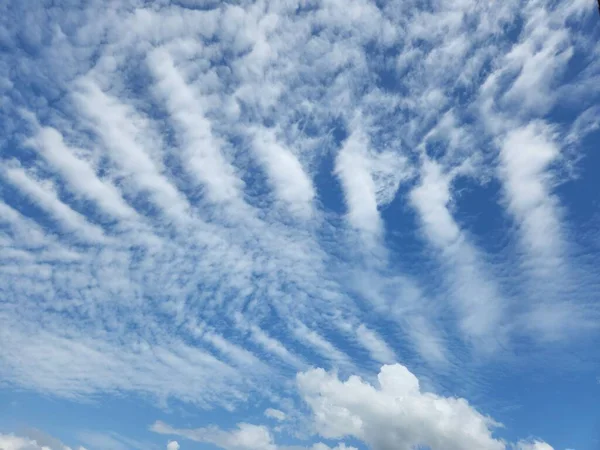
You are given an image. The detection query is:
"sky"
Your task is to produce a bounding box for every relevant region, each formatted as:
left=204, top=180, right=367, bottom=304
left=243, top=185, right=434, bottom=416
left=0, top=0, right=599, bottom=449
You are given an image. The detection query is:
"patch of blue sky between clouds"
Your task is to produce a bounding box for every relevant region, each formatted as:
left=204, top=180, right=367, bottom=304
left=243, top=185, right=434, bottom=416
left=0, top=0, right=599, bottom=449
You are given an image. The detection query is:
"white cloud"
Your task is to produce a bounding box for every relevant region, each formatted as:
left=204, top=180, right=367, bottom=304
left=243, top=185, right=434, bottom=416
left=201, top=330, right=268, bottom=372
left=25, top=125, right=137, bottom=222
left=233, top=314, right=305, bottom=369
left=297, top=364, right=556, bottom=450
left=151, top=421, right=353, bottom=450
left=0, top=201, right=57, bottom=249
left=0, top=434, right=42, bottom=450
left=3, top=166, right=106, bottom=243
left=0, top=327, right=247, bottom=407
left=354, top=324, right=396, bottom=365
left=151, top=363, right=556, bottom=450
left=248, top=324, right=305, bottom=369
left=291, top=322, right=352, bottom=369
left=251, top=128, right=315, bottom=218
left=166, top=441, right=180, bottom=450
left=152, top=421, right=276, bottom=450
left=0, top=433, right=86, bottom=450
left=499, top=122, right=563, bottom=271
left=264, top=408, right=287, bottom=422
left=147, top=47, right=243, bottom=204
left=309, top=445, right=356, bottom=450
left=369, top=150, right=410, bottom=208
left=334, top=120, right=410, bottom=249
left=77, top=430, right=154, bottom=450
left=496, top=121, right=589, bottom=340
left=410, top=159, right=504, bottom=342
left=76, top=433, right=128, bottom=450
left=335, top=128, right=382, bottom=237
left=500, top=7, right=573, bottom=115
left=72, top=77, right=194, bottom=226
left=566, top=105, right=600, bottom=144
left=515, top=441, right=555, bottom=450
left=0, top=0, right=598, bottom=434
left=410, top=159, right=461, bottom=248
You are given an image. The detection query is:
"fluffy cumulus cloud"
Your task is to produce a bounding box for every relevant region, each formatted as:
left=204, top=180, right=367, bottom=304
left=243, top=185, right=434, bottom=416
left=151, top=363, right=560, bottom=450
left=0, top=0, right=598, bottom=448
left=166, top=441, right=180, bottom=450
left=296, top=364, right=554, bottom=450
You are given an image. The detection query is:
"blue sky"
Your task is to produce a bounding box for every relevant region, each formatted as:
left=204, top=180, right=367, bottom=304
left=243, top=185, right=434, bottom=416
left=0, top=0, right=599, bottom=449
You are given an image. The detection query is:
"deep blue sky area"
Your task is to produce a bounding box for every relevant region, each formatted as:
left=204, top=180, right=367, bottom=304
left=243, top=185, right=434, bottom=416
left=0, top=1, right=599, bottom=450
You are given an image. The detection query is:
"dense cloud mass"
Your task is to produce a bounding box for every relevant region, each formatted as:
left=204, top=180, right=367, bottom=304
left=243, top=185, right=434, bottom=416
left=297, top=364, right=505, bottom=450
left=0, top=0, right=598, bottom=449
left=152, top=363, right=557, bottom=450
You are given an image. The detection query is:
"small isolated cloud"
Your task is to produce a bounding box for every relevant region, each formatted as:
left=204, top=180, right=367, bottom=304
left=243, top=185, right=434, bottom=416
left=514, top=441, right=555, bottom=450
left=167, top=440, right=180, bottom=450
left=264, top=408, right=287, bottom=422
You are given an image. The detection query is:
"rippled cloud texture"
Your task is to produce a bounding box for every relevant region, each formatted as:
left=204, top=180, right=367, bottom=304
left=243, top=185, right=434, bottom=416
left=1, top=0, right=599, bottom=449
